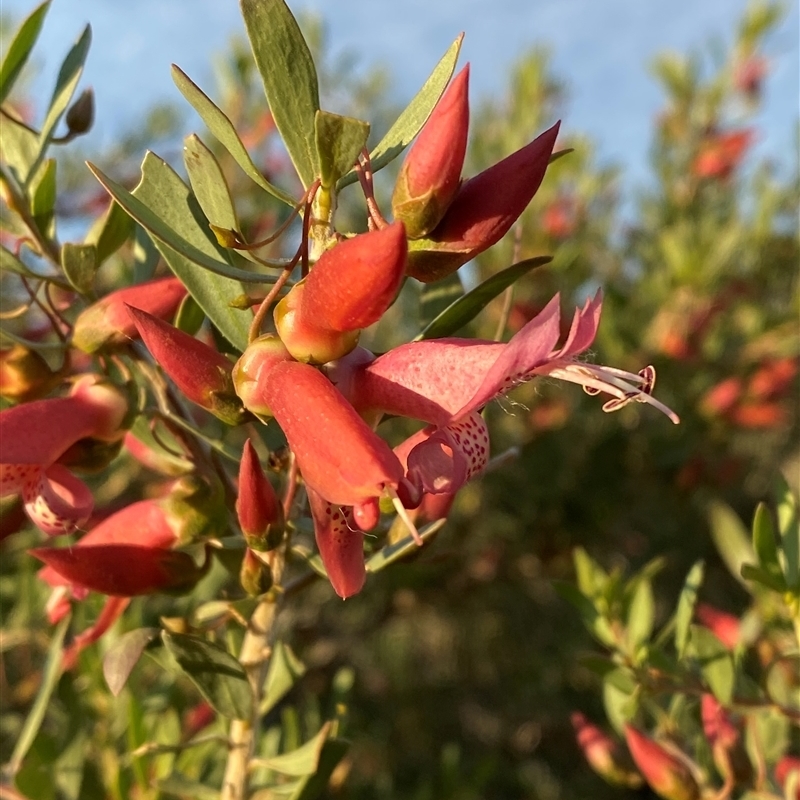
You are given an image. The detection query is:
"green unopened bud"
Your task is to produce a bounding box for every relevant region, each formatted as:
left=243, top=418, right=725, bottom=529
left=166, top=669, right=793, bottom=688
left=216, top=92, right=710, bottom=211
left=240, top=548, right=273, bottom=596
left=65, top=88, right=95, bottom=135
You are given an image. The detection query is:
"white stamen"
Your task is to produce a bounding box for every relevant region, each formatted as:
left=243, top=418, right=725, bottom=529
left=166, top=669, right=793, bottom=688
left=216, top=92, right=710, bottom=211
left=385, top=485, right=423, bottom=545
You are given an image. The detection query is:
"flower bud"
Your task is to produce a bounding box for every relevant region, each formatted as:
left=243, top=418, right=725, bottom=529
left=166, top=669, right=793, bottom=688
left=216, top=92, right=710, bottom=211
left=73, top=276, right=187, bottom=353
left=571, top=713, right=643, bottom=788
left=776, top=756, right=800, bottom=800
left=239, top=548, right=273, bottom=596
left=0, top=345, right=60, bottom=402
left=392, top=66, right=470, bottom=238
left=405, top=122, right=560, bottom=282
left=701, top=694, right=752, bottom=786
left=624, top=726, right=700, bottom=800
left=233, top=334, right=293, bottom=417
left=695, top=603, right=740, bottom=649
left=236, top=440, right=284, bottom=550
left=274, top=223, right=407, bottom=364
left=65, top=88, right=94, bottom=135
left=126, top=305, right=246, bottom=425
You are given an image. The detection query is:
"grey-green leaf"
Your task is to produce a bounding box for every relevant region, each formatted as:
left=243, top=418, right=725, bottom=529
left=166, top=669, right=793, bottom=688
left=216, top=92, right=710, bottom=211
left=240, top=0, right=320, bottom=188
left=314, top=111, right=369, bottom=190
left=103, top=627, right=160, bottom=697
left=0, top=0, right=51, bottom=105
left=416, top=256, right=551, bottom=340
left=708, top=500, right=756, bottom=592
left=626, top=577, right=654, bottom=651
left=0, top=109, right=39, bottom=184
left=416, top=272, right=464, bottom=332
left=259, top=723, right=332, bottom=776
left=85, top=200, right=134, bottom=265
left=775, top=474, right=798, bottom=589
left=675, top=560, right=704, bottom=660
left=689, top=624, right=735, bottom=704
left=171, top=65, right=294, bottom=206
left=261, top=639, right=306, bottom=716
left=60, top=242, right=97, bottom=294
left=366, top=520, right=446, bottom=573
left=338, top=34, right=463, bottom=190
left=163, top=632, right=253, bottom=720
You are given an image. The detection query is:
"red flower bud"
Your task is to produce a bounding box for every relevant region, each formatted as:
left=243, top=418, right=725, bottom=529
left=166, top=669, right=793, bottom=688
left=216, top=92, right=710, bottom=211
left=392, top=65, right=470, bottom=238
left=236, top=440, right=284, bottom=550
left=701, top=694, right=752, bottom=785
left=275, top=223, right=407, bottom=363
left=406, top=122, right=560, bottom=282
left=776, top=756, right=800, bottom=800
left=624, top=726, right=700, bottom=800
left=126, top=305, right=246, bottom=425
left=693, top=129, right=754, bottom=181
left=256, top=360, right=404, bottom=508
left=695, top=603, right=740, bottom=649
left=233, top=334, right=293, bottom=418
left=571, top=713, right=643, bottom=788
left=73, top=276, right=187, bottom=353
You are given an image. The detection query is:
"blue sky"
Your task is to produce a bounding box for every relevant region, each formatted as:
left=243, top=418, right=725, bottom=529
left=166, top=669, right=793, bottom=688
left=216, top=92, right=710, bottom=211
left=3, top=0, right=798, bottom=186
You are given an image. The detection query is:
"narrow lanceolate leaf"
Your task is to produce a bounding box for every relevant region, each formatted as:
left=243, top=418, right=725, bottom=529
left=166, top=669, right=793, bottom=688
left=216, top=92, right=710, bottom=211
left=1, top=243, right=68, bottom=288
left=752, top=502, right=783, bottom=581
left=6, top=615, right=69, bottom=777
left=708, top=500, right=756, bottom=592
left=103, top=627, right=160, bottom=697
left=366, top=519, right=446, bottom=572
left=88, top=157, right=252, bottom=352
left=626, top=577, right=654, bottom=651
left=675, top=560, right=704, bottom=660
left=85, top=200, right=134, bottom=265
left=258, top=723, right=332, bottom=776
left=283, top=739, right=350, bottom=800
left=0, top=109, right=39, bottom=183
left=338, top=34, right=464, bottom=190
left=29, top=157, right=56, bottom=238
left=416, top=256, right=551, bottom=340
left=690, top=625, right=735, bottom=704
left=163, top=632, right=253, bottom=720
left=241, top=0, right=320, bottom=188
left=36, top=25, right=92, bottom=163
left=0, top=0, right=51, bottom=104
left=171, top=65, right=294, bottom=206
left=775, top=474, right=798, bottom=589
left=314, top=111, right=370, bottom=189
left=261, top=640, right=306, bottom=715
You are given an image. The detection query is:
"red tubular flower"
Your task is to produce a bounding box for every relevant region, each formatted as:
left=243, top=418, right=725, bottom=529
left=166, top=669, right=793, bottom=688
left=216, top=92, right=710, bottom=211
left=274, top=222, right=408, bottom=364
left=695, top=603, right=740, bottom=649
left=571, top=712, right=643, bottom=788
left=251, top=360, right=404, bottom=508
left=405, top=121, right=560, bottom=282
left=233, top=334, right=293, bottom=418
left=624, top=726, right=700, bottom=800
left=73, top=276, right=187, bottom=353
left=776, top=756, right=800, bottom=800
left=308, top=488, right=366, bottom=599
left=392, top=65, right=470, bottom=239
left=334, top=292, right=677, bottom=499
left=693, top=129, right=754, bottom=180
left=126, top=305, right=246, bottom=425
left=236, top=439, right=284, bottom=550
left=701, top=694, right=752, bottom=785
left=0, top=376, right=129, bottom=535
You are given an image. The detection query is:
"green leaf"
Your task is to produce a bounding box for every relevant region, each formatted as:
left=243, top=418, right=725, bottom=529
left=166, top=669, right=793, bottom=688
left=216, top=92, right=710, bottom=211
left=552, top=580, right=615, bottom=647
left=103, top=627, right=160, bottom=697
left=416, top=272, right=464, bottom=331
left=53, top=728, right=87, bottom=800
left=573, top=547, right=608, bottom=597
left=775, top=474, right=799, bottom=589
left=740, top=563, right=787, bottom=593
left=171, top=65, right=294, bottom=206
left=5, top=615, right=69, bottom=777
left=284, top=739, right=349, bottom=800
left=365, top=519, right=446, bottom=573
left=689, top=624, right=735, bottom=704
left=338, top=34, right=463, bottom=189
left=85, top=200, right=134, bottom=265
left=1, top=243, right=67, bottom=287
left=0, top=1, right=51, bottom=104
left=259, top=723, right=332, bottom=776
left=183, top=134, right=240, bottom=233
left=37, top=25, right=91, bottom=159
left=261, top=639, right=306, bottom=716
left=60, top=242, right=96, bottom=294
left=708, top=500, right=756, bottom=592
left=163, top=632, right=253, bottom=720
left=416, top=256, right=551, bottom=340
left=674, top=560, right=704, bottom=660
left=602, top=668, right=638, bottom=735
left=752, top=501, right=782, bottom=579
left=174, top=294, right=205, bottom=336
left=240, top=0, right=320, bottom=188
left=314, top=111, right=369, bottom=190
left=626, top=577, right=654, bottom=651
left=0, top=109, right=39, bottom=183
left=157, top=773, right=220, bottom=800
left=29, top=157, right=56, bottom=238
left=88, top=157, right=253, bottom=351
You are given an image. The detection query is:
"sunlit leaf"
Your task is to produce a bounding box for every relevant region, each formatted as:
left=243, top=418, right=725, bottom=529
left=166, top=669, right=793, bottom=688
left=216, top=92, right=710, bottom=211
left=261, top=639, right=306, bottom=716
left=740, top=563, right=787, bottom=593
left=553, top=580, right=615, bottom=647
left=674, top=560, right=704, bottom=660
left=602, top=668, right=638, bottom=735
left=157, top=773, right=220, bottom=800
left=171, top=65, right=294, bottom=206
left=0, top=0, right=51, bottom=104
left=314, top=111, right=369, bottom=190
left=60, top=242, right=96, bottom=295
left=163, top=632, right=253, bottom=720
left=752, top=501, right=782, bottom=579
left=708, top=500, right=756, bottom=592
left=184, top=134, right=240, bottom=234
left=626, top=577, right=654, bottom=651
left=416, top=256, right=551, bottom=340
left=775, top=474, right=799, bottom=590
left=338, top=34, right=463, bottom=189
left=85, top=200, right=134, bottom=265
left=284, top=739, right=350, bottom=800
left=689, top=625, right=734, bottom=704
left=0, top=109, right=39, bottom=183
left=29, top=157, right=56, bottom=238
left=103, top=627, right=161, bottom=697
left=258, top=723, right=331, bottom=776
left=241, top=0, right=320, bottom=188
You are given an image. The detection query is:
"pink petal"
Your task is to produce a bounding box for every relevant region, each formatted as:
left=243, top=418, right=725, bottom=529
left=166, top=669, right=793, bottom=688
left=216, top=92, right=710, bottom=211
left=308, top=488, right=366, bottom=599
left=556, top=289, right=603, bottom=359
left=23, top=464, right=94, bottom=536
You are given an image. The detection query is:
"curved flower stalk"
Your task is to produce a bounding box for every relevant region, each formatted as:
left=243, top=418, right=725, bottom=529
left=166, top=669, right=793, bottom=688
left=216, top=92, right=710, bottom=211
left=0, top=376, right=129, bottom=535
left=72, top=276, right=187, bottom=353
